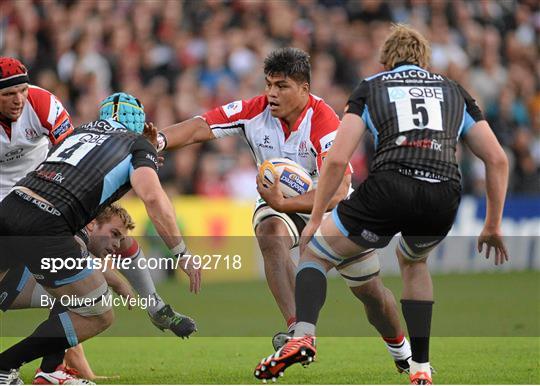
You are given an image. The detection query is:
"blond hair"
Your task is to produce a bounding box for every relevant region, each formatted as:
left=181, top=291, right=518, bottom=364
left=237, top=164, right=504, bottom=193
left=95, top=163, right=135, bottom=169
left=95, top=203, right=135, bottom=231
left=379, top=24, right=431, bottom=70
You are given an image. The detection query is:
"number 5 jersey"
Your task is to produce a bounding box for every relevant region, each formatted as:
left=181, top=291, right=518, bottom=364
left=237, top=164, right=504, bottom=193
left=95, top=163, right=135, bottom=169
left=345, top=63, right=484, bottom=184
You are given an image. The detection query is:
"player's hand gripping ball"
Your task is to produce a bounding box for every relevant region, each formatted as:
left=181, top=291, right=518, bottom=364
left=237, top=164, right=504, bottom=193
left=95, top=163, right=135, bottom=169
left=258, top=158, right=313, bottom=198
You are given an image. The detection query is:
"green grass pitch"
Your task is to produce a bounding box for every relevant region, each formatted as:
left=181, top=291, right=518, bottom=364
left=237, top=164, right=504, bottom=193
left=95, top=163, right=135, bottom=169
left=2, top=271, right=539, bottom=384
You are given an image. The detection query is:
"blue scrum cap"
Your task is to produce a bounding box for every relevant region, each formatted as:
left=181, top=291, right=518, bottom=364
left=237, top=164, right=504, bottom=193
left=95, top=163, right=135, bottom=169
left=99, top=92, right=145, bottom=134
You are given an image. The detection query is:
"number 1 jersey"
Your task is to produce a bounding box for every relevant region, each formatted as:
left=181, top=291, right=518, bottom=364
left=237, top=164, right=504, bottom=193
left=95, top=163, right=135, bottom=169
left=346, top=63, right=484, bottom=184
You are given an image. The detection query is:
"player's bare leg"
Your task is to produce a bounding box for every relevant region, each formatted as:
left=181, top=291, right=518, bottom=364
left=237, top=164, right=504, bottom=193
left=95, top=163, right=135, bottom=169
left=0, top=270, right=113, bottom=374
left=63, top=344, right=96, bottom=380
left=255, top=217, right=296, bottom=325
left=44, top=271, right=114, bottom=342
left=254, top=216, right=409, bottom=380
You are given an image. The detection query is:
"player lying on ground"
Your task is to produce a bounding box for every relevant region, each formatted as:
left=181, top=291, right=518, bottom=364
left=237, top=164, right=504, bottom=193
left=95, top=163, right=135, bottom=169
left=253, top=24, right=509, bottom=385
left=0, top=57, right=195, bottom=383
left=0, top=92, right=200, bottom=385
left=158, top=47, right=415, bottom=373
left=1, top=204, right=196, bottom=383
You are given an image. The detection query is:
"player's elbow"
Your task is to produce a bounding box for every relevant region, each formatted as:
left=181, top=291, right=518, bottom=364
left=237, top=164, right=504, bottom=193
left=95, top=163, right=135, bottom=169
left=326, top=156, right=349, bottom=169
left=136, top=187, right=163, bottom=207
left=485, top=148, right=509, bottom=171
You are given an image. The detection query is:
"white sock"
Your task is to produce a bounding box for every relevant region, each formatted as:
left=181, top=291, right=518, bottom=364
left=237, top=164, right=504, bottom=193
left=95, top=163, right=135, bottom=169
left=293, top=322, right=315, bottom=337
left=384, top=336, right=412, bottom=361
left=287, top=323, right=296, bottom=333
left=410, top=360, right=431, bottom=376
left=117, top=240, right=165, bottom=316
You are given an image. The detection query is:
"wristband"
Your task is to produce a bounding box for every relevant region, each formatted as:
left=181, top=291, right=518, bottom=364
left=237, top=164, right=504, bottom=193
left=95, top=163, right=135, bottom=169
left=170, top=241, right=187, bottom=257
left=157, top=132, right=168, bottom=152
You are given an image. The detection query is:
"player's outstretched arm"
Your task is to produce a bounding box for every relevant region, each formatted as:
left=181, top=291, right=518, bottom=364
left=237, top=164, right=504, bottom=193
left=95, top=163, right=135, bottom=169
left=463, top=120, right=510, bottom=264
left=158, top=117, right=215, bottom=151
left=131, top=166, right=182, bottom=245
left=130, top=166, right=201, bottom=292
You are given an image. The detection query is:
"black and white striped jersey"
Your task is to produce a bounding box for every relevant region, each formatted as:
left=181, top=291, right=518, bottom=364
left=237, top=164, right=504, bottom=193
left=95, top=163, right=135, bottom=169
left=346, top=62, right=484, bottom=184
left=17, top=119, right=158, bottom=232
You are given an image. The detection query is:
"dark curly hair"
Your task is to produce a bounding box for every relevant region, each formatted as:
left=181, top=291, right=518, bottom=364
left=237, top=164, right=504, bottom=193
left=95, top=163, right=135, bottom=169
left=264, top=47, right=311, bottom=85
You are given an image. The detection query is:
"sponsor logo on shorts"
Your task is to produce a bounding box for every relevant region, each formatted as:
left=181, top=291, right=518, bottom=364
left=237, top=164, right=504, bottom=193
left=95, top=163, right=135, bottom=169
left=398, top=167, right=449, bottom=182
left=361, top=229, right=379, bottom=243
left=0, top=292, right=8, bottom=306
left=280, top=168, right=310, bottom=195
left=395, top=135, right=442, bottom=151
left=414, top=240, right=440, bottom=248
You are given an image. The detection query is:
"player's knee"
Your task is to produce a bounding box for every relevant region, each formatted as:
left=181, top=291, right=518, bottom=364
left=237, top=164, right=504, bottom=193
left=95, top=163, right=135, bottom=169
left=255, top=219, right=291, bottom=254
left=82, top=308, right=115, bottom=335
left=337, top=251, right=380, bottom=288
left=67, top=281, right=112, bottom=319
left=352, top=278, right=385, bottom=307
left=95, top=308, right=115, bottom=332
left=255, top=218, right=289, bottom=238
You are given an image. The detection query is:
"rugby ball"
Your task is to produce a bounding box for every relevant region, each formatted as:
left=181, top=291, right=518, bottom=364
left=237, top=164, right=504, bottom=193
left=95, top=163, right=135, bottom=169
left=259, top=158, right=313, bottom=197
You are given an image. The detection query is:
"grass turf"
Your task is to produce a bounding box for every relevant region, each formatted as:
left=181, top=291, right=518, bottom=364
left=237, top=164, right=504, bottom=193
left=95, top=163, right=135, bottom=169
left=4, top=337, right=539, bottom=384
left=1, top=271, right=539, bottom=383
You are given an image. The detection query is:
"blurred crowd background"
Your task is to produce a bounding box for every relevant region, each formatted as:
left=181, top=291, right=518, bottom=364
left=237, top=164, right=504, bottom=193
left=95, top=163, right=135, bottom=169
left=1, top=0, right=539, bottom=197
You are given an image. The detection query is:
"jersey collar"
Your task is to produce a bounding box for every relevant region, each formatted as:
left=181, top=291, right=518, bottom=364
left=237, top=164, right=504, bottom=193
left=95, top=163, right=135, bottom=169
left=392, top=61, right=425, bottom=70
left=278, top=94, right=313, bottom=140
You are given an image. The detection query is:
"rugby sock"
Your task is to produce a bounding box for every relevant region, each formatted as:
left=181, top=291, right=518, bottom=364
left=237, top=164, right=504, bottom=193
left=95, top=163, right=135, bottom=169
left=401, top=299, right=433, bottom=364
left=117, top=239, right=165, bottom=315
left=286, top=316, right=296, bottom=332
left=40, top=304, right=69, bottom=373
left=0, top=312, right=77, bottom=370
left=293, top=266, right=327, bottom=337
left=383, top=334, right=412, bottom=361
left=410, top=361, right=432, bottom=377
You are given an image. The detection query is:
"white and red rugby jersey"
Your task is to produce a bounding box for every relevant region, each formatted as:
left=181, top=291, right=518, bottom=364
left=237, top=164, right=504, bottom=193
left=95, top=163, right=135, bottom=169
left=0, top=85, right=73, bottom=200
left=201, top=94, right=351, bottom=187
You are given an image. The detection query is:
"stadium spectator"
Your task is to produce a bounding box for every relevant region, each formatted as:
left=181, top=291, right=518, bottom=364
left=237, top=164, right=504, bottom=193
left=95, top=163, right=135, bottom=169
left=0, top=0, right=537, bottom=194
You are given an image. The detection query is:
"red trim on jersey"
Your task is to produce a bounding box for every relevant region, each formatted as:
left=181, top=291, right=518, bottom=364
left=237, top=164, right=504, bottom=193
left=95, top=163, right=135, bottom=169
left=203, top=95, right=268, bottom=126
left=117, top=237, right=140, bottom=258
left=27, top=86, right=73, bottom=144
left=0, top=119, right=11, bottom=140
left=279, top=95, right=316, bottom=140
left=308, top=97, right=340, bottom=154
left=309, top=97, right=353, bottom=175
